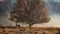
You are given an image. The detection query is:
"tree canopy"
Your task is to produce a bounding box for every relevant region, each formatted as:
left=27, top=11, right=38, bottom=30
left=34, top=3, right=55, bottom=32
left=9, top=0, right=50, bottom=25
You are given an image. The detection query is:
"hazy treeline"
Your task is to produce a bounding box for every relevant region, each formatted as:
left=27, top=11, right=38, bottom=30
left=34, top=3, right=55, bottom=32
left=45, top=0, right=60, bottom=15
left=0, top=0, right=16, bottom=17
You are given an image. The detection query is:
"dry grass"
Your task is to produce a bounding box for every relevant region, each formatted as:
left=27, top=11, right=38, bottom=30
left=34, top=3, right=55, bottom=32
left=0, top=27, right=60, bottom=34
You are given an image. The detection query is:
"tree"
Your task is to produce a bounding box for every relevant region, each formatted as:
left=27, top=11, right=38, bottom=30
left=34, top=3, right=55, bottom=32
left=9, top=0, right=50, bottom=27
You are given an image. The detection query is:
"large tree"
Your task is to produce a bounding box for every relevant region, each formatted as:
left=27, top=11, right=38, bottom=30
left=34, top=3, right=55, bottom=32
left=9, top=0, right=50, bottom=27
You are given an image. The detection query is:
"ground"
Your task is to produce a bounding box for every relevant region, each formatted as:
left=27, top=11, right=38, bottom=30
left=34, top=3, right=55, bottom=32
left=0, top=27, right=60, bottom=34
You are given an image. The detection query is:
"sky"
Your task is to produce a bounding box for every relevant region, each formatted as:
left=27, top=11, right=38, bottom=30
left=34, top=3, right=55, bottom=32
left=0, top=0, right=60, bottom=27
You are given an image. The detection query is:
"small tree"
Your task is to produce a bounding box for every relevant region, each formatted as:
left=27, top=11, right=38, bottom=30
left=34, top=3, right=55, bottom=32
left=9, top=0, right=50, bottom=27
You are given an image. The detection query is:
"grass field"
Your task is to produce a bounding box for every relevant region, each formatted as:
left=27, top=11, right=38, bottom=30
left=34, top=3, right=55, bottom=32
left=0, top=27, right=60, bottom=34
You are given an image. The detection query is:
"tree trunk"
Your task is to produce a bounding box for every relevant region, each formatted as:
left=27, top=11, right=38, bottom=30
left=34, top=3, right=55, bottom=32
left=29, top=22, right=32, bottom=27
left=15, top=21, right=20, bottom=27
left=29, top=22, right=34, bottom=27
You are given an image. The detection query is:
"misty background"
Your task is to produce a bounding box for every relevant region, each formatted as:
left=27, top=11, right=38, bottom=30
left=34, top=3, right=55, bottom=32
left=0, top=0, right=60, bottom=27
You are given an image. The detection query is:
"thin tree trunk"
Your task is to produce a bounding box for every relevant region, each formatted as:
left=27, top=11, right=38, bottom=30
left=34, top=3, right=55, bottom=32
left=29, top=22, right=32, bottom=27
left=15, top=21, right=20, bottom=27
